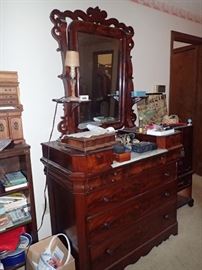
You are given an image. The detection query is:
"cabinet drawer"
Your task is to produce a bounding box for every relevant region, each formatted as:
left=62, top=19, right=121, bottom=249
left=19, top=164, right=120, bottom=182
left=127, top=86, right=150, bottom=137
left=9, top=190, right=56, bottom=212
left=85, top=151, right=113, bottom=172
left=0, top=86, right=18, bottom=95
left=127, top=161, right=177, bottom=195
left=86, top=162, right=177, bottom=214
left=89, top=204, right=177, bottom=270
left=87, top=181, right=177, bottom=242
left=85, top=168, right=123, bottom=192
left=0, top=118, right=9, bottom=139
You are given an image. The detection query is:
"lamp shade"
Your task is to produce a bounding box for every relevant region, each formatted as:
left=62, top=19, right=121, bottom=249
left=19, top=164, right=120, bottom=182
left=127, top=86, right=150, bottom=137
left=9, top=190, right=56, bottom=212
left=65, top=50, right=80, bottom=67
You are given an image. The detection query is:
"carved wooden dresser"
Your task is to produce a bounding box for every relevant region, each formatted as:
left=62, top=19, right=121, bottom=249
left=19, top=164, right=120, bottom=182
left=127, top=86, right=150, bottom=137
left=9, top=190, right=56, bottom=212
left=41, top=132, right=182, bottom=270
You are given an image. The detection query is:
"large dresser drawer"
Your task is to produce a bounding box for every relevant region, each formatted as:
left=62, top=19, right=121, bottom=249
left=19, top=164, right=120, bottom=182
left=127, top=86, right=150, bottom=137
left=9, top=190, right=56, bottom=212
left=86, top=180, right=177, bottom=242
left=86, top=162, right=177, bottom=214
left=89, top=203, right=177, bottom=270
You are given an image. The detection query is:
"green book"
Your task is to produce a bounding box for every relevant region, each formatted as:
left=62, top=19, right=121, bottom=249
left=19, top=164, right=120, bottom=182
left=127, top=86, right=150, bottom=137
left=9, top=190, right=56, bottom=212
left=5, top=171, right=27, bottom=185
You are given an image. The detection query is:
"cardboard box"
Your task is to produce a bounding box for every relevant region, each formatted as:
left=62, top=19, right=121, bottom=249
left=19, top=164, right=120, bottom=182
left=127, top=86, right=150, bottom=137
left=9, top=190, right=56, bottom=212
left=26, top=236, right=75, bottom=270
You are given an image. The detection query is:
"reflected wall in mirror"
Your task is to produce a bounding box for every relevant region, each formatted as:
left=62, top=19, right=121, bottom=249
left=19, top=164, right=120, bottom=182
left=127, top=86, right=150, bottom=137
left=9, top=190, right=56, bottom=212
left=78, top=33, right=120, bottom=124
left=50, top=7, right=135, bottom=134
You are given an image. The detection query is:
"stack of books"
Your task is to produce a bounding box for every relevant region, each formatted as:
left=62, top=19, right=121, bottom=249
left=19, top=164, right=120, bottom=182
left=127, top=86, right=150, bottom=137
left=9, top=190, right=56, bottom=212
left=0, top=193, right=31, bottom=231
left=0, top=170, right=28, bottom=192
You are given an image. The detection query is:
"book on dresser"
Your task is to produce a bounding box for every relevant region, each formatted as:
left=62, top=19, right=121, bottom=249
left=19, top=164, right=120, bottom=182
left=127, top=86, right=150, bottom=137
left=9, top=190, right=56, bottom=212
left=0, top=170, right=28, bottom=191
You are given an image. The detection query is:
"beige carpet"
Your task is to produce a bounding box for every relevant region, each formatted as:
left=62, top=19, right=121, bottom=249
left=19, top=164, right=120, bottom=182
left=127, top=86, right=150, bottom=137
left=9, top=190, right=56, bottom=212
left=125, top=174, right=202, bottom=270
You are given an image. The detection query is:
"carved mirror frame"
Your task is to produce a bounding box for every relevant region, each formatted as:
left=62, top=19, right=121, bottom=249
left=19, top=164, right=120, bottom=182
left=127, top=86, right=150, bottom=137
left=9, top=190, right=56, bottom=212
left=50, top=7, right=135, bottom=135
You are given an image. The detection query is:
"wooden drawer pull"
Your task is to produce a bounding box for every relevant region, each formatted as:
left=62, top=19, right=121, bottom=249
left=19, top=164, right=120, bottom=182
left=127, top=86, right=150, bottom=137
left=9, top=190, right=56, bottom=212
left=105, top=248, right=113, bottom=255
left=164, top=191, right=171, bottom=197
left=163, top=214, right=169, bottom=219
left=103, top=196, right=110, bottom=202
left=103, top=222, right=111, bottom=229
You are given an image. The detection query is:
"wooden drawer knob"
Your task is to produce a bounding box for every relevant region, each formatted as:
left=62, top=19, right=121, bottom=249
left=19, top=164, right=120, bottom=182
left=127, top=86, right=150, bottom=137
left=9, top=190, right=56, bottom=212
left=105, top=248, right=113, bottom=255
left=96, top=154, right=103, bottom=160
left=164, top=191, right=171, bottom=197
left=163, top=214, right=169, bottom=219
left=103, top=196, right=110, bottom=202
left=103, top=222, right=111, bottom=229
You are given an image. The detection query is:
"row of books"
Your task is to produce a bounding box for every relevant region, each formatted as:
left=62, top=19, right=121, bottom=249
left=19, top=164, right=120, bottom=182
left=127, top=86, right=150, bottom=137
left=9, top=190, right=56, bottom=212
left=0, top=170, right=28, bottom=192
left=0, top=193, right=31, bottom=231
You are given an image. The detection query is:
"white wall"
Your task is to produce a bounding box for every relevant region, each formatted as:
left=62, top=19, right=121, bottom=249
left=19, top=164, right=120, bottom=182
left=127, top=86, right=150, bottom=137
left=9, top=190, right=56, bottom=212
left=1, top=0, right=202, bottom=239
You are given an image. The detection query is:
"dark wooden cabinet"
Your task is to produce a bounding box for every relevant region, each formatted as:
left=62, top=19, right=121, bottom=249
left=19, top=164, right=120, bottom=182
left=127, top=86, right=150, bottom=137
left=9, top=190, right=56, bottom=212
left=0, top=144, right=38, bottom=243
left=41, top=134, right=182, bottom=270
left=135, top=127, right=194, bottom=208
left=174, top=125, right=194, bottom=207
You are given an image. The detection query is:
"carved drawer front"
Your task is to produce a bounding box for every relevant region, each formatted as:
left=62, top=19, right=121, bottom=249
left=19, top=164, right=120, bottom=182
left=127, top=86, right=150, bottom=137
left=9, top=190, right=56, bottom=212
left=86, top=180, right=177, bottom=242
left=86, top=162, right=176, bottom=214
left=0, top=118, right=9, bottom=139
left=126, top=161, right=177, bottom=196
left=89, top=204, right=177, bottom=270
left=85, top=150, right=113, bottom=172
left=85, top=167, right=124, bottom=192
left=9, top=117, right=23, bottom=140
left=166, top=147, right=182, bottom=162
left=86, top=184, right=123, bottom=214
left=0, top=86, right=18, bottom=94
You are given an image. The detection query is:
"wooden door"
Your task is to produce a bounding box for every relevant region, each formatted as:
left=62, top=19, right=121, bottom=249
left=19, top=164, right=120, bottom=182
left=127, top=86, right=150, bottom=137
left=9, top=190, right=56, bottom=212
left=169, top=44, right=202, bottom=175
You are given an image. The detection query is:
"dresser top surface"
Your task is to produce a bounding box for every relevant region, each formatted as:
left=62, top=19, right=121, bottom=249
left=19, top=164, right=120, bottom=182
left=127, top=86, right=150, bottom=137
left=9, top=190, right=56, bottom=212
left=111, top=148, right=168, bottom=168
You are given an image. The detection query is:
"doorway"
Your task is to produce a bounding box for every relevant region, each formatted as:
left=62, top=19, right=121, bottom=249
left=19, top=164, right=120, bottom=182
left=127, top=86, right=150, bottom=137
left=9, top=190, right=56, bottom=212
left=169, top=31, right=202, bottom=175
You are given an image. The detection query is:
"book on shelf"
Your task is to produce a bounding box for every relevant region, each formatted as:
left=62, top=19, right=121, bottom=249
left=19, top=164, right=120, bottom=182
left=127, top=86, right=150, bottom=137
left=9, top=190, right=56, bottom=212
left=0, top=171, right=28, bottom=191
left=0, top=203, right=6, bottom=215
left=0, top=194, right=27, bottom=212
left=0, top=139, right=12, bottom=151
left=0, top=194, right=30, bottom=230
left=7, top=204, right=31, bottom=224
left=0, top=214, right=13, bottom=231
left=5, top=170, right=27, bottom=184
left=146, top=128, right=175, bottom=136
left=0, top=179, right=28, bottom=192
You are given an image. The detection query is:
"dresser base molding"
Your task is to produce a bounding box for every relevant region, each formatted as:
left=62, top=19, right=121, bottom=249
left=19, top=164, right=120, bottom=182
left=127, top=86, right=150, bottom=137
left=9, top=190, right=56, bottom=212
left=104, top=223, right=178, bottom=270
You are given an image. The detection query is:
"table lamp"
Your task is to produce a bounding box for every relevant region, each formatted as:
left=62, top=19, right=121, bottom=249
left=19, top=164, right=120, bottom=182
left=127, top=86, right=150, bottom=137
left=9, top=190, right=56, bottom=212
left=65, top=50, right=80, bottom=101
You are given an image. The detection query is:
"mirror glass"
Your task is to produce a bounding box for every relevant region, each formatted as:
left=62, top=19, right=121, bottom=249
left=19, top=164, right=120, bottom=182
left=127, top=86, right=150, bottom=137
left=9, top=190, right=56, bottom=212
left=77, top=32, right=121, bottom=124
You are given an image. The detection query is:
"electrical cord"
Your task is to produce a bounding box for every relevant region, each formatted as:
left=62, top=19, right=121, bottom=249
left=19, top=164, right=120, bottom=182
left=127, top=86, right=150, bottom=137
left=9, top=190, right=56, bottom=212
left=25, top=98, right=61, bottom=269
left=37, top=100, right=59, bottom=233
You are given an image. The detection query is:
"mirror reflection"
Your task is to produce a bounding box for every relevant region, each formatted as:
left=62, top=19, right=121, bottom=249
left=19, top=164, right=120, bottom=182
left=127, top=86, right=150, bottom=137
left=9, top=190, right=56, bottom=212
left=78, top=32, right=120, bottom=124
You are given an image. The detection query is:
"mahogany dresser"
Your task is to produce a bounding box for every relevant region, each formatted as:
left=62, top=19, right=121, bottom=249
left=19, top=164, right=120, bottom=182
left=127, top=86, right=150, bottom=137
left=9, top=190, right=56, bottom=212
left=41, top=132, right=182, bottom=270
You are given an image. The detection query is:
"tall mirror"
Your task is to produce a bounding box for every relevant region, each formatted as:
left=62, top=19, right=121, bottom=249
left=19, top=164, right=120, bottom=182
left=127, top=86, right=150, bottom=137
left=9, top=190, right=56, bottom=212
left=50, top=7, right=135, bottom=135
left=78, top=33, right=119, bottom=124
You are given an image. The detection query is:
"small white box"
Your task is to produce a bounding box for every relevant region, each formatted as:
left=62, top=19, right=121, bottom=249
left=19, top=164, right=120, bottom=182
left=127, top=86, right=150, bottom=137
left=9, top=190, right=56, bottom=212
left=79, top=95, right=89, bottom=101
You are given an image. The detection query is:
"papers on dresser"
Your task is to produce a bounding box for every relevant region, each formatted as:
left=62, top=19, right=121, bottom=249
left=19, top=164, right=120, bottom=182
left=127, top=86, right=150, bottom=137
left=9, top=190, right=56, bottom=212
left=146, top=128, right=175, bottom=136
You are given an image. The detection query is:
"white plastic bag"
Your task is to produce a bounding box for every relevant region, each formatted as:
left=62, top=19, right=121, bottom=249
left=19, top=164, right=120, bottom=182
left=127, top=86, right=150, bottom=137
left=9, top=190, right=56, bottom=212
left=37, top=233, right=71, bottom=270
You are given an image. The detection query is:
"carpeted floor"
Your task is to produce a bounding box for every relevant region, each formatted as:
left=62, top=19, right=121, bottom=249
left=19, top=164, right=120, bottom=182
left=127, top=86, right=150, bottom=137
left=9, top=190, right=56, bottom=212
left=125, top=174, right=202, bottom=270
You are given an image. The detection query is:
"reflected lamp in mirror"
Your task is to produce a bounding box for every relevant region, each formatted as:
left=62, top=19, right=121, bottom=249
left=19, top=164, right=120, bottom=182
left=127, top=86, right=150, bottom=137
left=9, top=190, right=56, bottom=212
left=65, top=50, right=80, bottom=101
